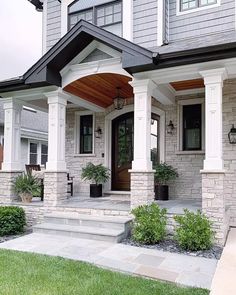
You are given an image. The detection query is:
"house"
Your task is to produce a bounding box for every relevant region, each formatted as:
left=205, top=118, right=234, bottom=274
left=0, top=100, right=48, bottom=170
left=0, top=0, right=236, bottom=245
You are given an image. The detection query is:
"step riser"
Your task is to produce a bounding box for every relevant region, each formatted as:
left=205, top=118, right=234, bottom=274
left=44, top=217, right=131, bottom=231
left=33, top=227, right=127, bottom=243
left=103, top=194, right=130, bottom=201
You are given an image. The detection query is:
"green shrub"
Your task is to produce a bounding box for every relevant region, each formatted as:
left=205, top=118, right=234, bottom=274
left=81, top=163, right=110, bottom=185
left=174, top=209, right=214, bottom=251
left=131, top=203, right=167, bottom=244
left=13, top=173, right=41, bottom=196
left=154, top=162, right=178, bottom=185
left=0, top=206, right=26, bottom=236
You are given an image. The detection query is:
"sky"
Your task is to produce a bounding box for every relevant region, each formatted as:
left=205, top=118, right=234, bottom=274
left=0, top=0, right=42, bottom=80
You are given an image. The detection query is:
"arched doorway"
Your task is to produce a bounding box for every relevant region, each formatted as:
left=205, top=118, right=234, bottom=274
left=111, top=112, right=160, bottom=191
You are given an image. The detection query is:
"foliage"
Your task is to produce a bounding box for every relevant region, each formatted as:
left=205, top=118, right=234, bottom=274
left=0, top=250, right=209, bottom=295
left=174, top=209, right=214, bottom=251
left=81, top=162, right=110, bottom=185
left=154, top=162, right=178, bottom=185
left=131, top=203, right=167, bottom=244
left=0, top=207, right=26, bottom=236
left=13, top=173, right=41, bottom=196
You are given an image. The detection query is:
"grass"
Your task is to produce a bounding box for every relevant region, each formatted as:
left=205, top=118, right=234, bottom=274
left=0, top=249, right=209, bottom=295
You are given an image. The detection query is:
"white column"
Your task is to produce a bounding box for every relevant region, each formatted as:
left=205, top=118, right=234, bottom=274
left=129, top=79, right=156, bottom=171
left=200, top=68, right=227, bottom=171
left=2, top=98, right=22, bottom=171
left=45, top=90, right=69, bottom=171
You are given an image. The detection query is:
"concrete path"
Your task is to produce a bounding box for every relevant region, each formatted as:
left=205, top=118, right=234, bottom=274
left=210, top=228, right=236, bottom=295
left=0, top=233, right=217, bottom=289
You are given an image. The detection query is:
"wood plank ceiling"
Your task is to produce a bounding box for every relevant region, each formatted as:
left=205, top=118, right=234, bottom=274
left=170, top=79, right=204, bottom=91
left=64, top=73, right=133, bottom=108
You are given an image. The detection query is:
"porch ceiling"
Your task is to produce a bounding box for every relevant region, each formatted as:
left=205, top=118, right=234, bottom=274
left=63, top=73, right=133, bottom=108
left=170, top=78, right=204, bottom=91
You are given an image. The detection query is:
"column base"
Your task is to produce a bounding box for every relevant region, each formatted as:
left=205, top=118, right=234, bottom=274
left=43, top=172, right=68, bottom=207
left=130, top=170, right=155, bottom=210
left=0, top=171, right=23, bottom=203
left=202, top=172, right=229, bottom=246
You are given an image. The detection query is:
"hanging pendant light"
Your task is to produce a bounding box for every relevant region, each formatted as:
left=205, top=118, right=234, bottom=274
left=113, top=87, right=125, bottom=110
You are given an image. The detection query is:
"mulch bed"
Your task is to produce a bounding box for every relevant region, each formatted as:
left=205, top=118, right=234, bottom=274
left=0, top=229, right=33, bottom=244
left=123, top=237, right=223, bottom=260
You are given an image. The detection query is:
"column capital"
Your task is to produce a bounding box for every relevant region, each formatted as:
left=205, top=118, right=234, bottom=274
left=199, top=68, right=228, bottom=85
left=129, top=79, right=157, bottom=95
left=45, top=89, right=70, bottom=105
left=2, top=98, right=23, bottom=111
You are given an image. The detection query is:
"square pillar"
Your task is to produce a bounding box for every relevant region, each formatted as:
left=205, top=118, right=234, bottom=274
left=44, top=90, right=70, bottom=206
left=129, top=79, right=156, bottom=209
left=200, top=68, right=229, bottom=246
left=0, top=99, right=23, bottom=203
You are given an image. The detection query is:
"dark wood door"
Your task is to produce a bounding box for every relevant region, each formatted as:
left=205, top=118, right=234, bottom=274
left=112, top=112, right=134, bottom=191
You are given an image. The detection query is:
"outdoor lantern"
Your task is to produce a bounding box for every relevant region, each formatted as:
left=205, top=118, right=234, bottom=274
left=167, top=120, right=174, bottom=134
left=228, top=124, right=236, bottom=144
left=113, top=87, right=125, bottom=110
left=95, top=127, right=102, bottom=138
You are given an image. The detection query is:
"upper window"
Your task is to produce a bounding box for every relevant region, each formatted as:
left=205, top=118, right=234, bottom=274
left=29, top=143, right=38, bottom=165
left=29, top=142, right=48, bottom=166
left=180, top=0, right=217, bottom=11
left=182, top=104, right=202, bottom=151
left=68, top=1, right=122, bottom=36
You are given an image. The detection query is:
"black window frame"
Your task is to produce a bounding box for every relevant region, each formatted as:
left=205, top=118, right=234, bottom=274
left=180, top=0, right=217, bottom=12
left=182, top=104, right=202, bottom=151
left=80, top=115, right=94, bottom=154
left=68, top=0, right=123, bottom=34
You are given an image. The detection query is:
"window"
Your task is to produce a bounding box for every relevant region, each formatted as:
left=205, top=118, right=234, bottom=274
left=68, top=1, right=122, bottom=36
left=182, top=104, right=202, bottom=151
left=80, top=115, right=93, bottom=154
left=151, top=114, right=160, bottom=166
left=180, top=0, right=217, bottom=11
left=41, top=144, right=48, bottom=166
left=29, top=142, right=48, bottom=166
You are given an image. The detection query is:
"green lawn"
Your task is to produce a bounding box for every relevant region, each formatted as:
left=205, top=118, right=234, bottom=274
left=0, top=249, right=209, bottom=295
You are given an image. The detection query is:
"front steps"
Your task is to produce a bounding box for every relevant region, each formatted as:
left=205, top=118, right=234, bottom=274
left=33, top=212, right=133, bottom=243
left=103, top=191, right=130, bottom=201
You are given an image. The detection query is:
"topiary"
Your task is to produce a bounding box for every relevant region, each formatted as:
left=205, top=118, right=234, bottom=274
left=174, top=209, right=214, bottom=251
left=131, top=203, right=167, bottom=244
left=0, top=206, right=26, bottom=236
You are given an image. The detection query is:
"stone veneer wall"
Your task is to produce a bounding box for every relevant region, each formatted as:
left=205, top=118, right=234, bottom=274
left=223, top=79, right=236, bottom=226
left=65, top=96, right=204, bottom=200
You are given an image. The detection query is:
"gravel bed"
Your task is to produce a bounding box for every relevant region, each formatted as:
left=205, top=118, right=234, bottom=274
left=122, top=237, right=223, bottom=260
left=0, top=229, right=33, bottom=244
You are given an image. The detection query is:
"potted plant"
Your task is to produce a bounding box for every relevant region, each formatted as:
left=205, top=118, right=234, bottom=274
left=13, top=173, right=41, bottom=203
left=81, top=163, right=110, bottom=198
left=154, top=162, right=178, bottom=201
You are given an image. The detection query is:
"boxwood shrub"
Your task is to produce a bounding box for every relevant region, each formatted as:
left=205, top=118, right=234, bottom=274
left=174, top=209, right=214, bottom=251
left=131, top=203, right=167, bottom=244
left=0, top=206, right=26, bottom=236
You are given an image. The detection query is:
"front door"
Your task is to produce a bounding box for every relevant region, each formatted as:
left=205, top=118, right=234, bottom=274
left=111, top=112, right=160, bottom=191
left=112, top=112, right=134, bottom=191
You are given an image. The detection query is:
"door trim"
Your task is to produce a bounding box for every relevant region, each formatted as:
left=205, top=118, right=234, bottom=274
left=104, top=105, right=165, bottom=191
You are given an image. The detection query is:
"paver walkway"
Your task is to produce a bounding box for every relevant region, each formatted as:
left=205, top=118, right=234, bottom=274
left=210, top=228, right=236, bottom=295
left=0, top=233, right=216, bottom=289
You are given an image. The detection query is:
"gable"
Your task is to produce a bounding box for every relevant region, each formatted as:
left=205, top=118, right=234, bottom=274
left=81, top=49, right=112, bottom=63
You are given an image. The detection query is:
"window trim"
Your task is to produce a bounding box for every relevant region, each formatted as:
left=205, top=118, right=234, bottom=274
left=28, top=140, right=48, bottom=166
left=176, top=0, right=220, bottom=15
left=74, top=111, right=95, bottom=156
left=177, top=98, right=205, bottom=153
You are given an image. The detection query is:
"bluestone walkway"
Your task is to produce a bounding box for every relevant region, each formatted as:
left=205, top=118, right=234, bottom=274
left=210, top=228, right=236, bottom=295
left=0, top=233, right=216, bottom=289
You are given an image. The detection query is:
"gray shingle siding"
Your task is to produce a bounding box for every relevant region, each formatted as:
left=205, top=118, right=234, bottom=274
left=46, top=0, right=61, bottom=51
left=133, top=0, right=158, bottom=48
left=168, top=0, right=235, bottom=42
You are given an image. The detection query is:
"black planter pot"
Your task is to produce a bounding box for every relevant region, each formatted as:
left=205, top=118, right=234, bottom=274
left=90, top=184, right=103, bottom=198
left=155, top=185, right=169, bottom=201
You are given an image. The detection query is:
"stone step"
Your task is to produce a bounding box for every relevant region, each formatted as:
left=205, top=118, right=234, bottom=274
left=103, top=191, right=131, bottom=201
left=33, top=223, right=127, bottom=243
left=44, top=212, right=132, bottom=231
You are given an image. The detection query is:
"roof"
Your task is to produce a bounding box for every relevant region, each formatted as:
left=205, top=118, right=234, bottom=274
left=1, top=20, right=236, bottom=93
left=28, top=0, right=43, bottom=12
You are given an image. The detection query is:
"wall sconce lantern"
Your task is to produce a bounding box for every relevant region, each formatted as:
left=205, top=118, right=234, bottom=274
left=228, top=124, right=236, bottom=144
left=167, top=120, right=174, bottom=134
left=113, top=87, right=125, bottom=110
left=95, top=127, right=102, bottom=139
